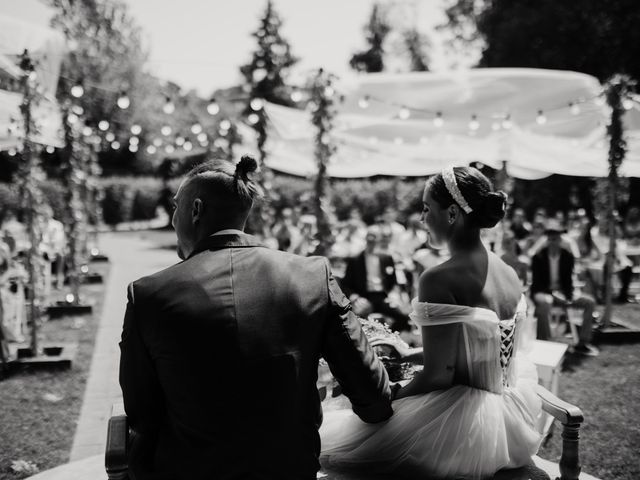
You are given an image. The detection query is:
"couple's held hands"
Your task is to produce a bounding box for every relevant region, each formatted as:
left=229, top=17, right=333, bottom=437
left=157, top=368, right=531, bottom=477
left=349, top=294, right=373, bottom=316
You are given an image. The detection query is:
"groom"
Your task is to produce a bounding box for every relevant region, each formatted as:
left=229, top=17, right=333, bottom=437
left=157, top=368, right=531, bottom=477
left=119, top=157, right=393, bottom=480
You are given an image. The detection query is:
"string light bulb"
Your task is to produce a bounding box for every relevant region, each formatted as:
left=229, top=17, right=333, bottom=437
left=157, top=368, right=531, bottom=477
left=163, top=96, right=175, bottom=114
left=71, top=82, right=84, bottom=98
left=7, top=148, right=16, bottom=156
left=536, top=110, right=547, bottom=125
left=82, top=126, right=93, bottom=136
left=175, top=136, right=185, bottom=146
left=248, top=113, right=260, bottom=125
left=67, top=113, right=79, bottom=125
left=290, top=90, right=303, bottom=102
left=165, top=144, right=175, bottom=154
left=183, top=141, right=193, bottom=152
left=358, top=95, right=370, bottom=109
left=623, top=98, right=634, bottom=110
left=98, top=120, right=109, bottom=131
left=72, top=105, right=84, bottom=115
left=197, top=132, right=207, bottom=142
left=219, top=119, right=231, bottom=131
left=111, top=141, right=120, bottom=150
left=131, top=124, right=142, bottom=135
left=129, top=144, right=138, bottom=153
left=570, top=102, right=580, bottom=115
left=324, top=86, right=335, bottom=97
left=250, top=98, right=264, bottom=111
left=161, top=125, right=172, bottom=136
left=433, top=112, right=444, bottom=127
left=129, top=136, right=139, bottom=146
left=46, top=145, right=55, bottom=154
left=398, top=106, right=410, bottom=120
left=468, top=114, right=480, bottom=131
left=146, top=145, right=157, bottom=154
left=117, top=91, right=130, bottom=109
left=106, top=132, right=115, bottom=142
left=207, top=98, right=220, bottom=115
left=191, top=123, right=202, bottom=134
left=153, top=138, right=162, bottom=147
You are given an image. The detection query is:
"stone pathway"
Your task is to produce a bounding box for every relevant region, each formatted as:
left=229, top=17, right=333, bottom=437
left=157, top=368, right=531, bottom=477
left=69, top=232, right=176, bottom=461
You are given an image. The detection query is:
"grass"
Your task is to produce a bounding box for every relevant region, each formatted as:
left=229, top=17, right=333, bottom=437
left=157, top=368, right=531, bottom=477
left=0, top=262, right=109, bottom=480
left=538, top=303, right=640, bottom=480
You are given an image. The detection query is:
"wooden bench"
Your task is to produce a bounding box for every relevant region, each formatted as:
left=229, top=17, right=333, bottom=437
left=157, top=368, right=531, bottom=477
left=106, top=380, right=584, bottom=480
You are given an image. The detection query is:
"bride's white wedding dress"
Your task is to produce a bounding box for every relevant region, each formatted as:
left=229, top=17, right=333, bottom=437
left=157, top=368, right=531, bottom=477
left=320, top=296, right=543, bottom=479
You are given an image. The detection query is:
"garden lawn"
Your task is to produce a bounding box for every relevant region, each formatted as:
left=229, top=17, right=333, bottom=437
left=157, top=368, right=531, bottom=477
left=0, top=262, right=109, bottom=480
left=538, top=303, right=640, bottom=480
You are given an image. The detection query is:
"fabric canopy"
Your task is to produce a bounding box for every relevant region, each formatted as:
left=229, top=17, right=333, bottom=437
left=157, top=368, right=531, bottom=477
left=0, top=8, right=66, bottom=150
left=261, top=69, right=640, bottom=179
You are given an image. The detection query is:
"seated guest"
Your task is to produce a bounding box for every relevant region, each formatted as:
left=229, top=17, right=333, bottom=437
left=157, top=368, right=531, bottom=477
left=623, top=206, right=640, bottom=247
left=340, top=226, right=410, bottom=332
left=574, top=216, right=633, bottom=303
left=500, top=231, right=528, bottom=288
left=526, top=217, right=580, bottom=259
left=531, top=219, right=599, bottom=355
left=510, top=207, right=532, bottom=241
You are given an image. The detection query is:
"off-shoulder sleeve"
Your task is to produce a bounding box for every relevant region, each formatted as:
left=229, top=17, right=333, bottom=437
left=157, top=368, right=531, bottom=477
left=409, top=299, right=489, bottom=326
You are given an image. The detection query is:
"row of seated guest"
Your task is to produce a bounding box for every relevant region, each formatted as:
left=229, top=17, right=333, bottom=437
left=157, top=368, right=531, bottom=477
left=527, top=220, right=598, bottom=356
left=0, top=208, right=67, bottom=345
left=504, top=207, right=635, bottom=304
left=338, top=225, right=410, bottom=333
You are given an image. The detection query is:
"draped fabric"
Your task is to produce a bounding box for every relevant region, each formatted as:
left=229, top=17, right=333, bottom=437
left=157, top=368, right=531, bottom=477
left=320, top=296, right=543, bottom=479
left=260, top=69, right=640, bottom=179
left=0, top=5, right=66, bottom=150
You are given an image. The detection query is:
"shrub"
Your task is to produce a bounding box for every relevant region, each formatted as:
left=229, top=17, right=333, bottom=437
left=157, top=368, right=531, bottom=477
left=100, top=177, right=162, bottom=225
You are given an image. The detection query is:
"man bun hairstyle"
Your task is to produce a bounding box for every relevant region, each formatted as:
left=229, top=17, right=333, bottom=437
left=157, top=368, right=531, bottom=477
left=235, top=155, right=258, bottom=181
left=427, top=166, right=507, bottom=229
left=185, top=155, right=264, bottom=214
left=233, top=155, right=263, bottom=206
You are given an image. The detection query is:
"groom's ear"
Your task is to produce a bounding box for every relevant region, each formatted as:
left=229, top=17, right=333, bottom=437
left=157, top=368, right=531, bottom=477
left=191, top=198, right=203, bottom=225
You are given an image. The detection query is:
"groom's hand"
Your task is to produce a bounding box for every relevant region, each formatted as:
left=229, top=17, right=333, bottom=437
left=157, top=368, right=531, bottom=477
left=350, top=295, right=373, bottom=316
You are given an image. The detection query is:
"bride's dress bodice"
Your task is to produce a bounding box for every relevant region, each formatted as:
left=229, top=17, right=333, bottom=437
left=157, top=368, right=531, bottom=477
left=409, top=294, right=530, bottom=395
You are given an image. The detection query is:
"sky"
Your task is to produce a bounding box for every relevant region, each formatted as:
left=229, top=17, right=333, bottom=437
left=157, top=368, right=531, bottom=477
left=0, top=0, right=476, bottom=97
left=121, top=0, right=460, bottom=96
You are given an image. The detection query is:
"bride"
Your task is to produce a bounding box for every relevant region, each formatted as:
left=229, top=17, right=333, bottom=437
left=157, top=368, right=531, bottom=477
left=320, top=166, right=543, bottom=479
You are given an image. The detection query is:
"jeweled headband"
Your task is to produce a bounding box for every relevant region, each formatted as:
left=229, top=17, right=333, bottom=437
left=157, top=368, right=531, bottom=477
left=442, top=167, right=473, bottom=213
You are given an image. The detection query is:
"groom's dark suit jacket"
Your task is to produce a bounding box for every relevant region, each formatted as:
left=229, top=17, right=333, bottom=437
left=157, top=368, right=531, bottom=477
left=120, top=233, right=392, bottom=480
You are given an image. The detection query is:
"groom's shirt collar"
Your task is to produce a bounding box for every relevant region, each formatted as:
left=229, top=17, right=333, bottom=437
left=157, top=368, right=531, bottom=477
left=211, top=228, right=245, bottom=236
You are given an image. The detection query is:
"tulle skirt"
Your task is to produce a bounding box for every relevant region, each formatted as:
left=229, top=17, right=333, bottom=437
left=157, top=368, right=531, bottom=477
left=320, top=383, right=542, bottom=479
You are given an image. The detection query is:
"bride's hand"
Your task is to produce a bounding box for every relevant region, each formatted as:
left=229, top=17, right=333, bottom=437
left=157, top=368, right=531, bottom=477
left=369, top=336, right=423, bottom=363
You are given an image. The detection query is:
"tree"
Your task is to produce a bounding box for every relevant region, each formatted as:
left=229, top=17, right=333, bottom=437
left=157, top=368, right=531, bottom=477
left=404, top=28, right=430, bottom=72
left=309, top=69, right=337, bottom=256
left=50, top=0, right=147, bottom=145
left=441, top=0, right=640, bottom=209
left=240, top=0, right=298, bottom=164
left=350, top=3, right=391, bottom=73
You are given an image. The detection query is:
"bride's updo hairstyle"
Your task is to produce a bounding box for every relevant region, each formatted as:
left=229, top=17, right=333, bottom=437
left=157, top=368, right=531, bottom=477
left=427, top=166, right=507, bottom=229
left=185, top=155, right=264, bottom=216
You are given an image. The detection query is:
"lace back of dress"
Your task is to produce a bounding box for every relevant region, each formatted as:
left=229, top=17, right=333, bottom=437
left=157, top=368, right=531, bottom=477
left=499, top=318, right=517, bottom=387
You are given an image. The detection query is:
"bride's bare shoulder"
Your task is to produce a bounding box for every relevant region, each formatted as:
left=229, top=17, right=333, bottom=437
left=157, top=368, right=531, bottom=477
left=418, top=263, right=458, bottom=304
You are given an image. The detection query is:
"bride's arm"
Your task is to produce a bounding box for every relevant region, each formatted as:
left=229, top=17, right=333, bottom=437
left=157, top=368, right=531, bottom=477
left=394, top=324, right=458, bottom=399
left=395, top=270, right=459, bottom=399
